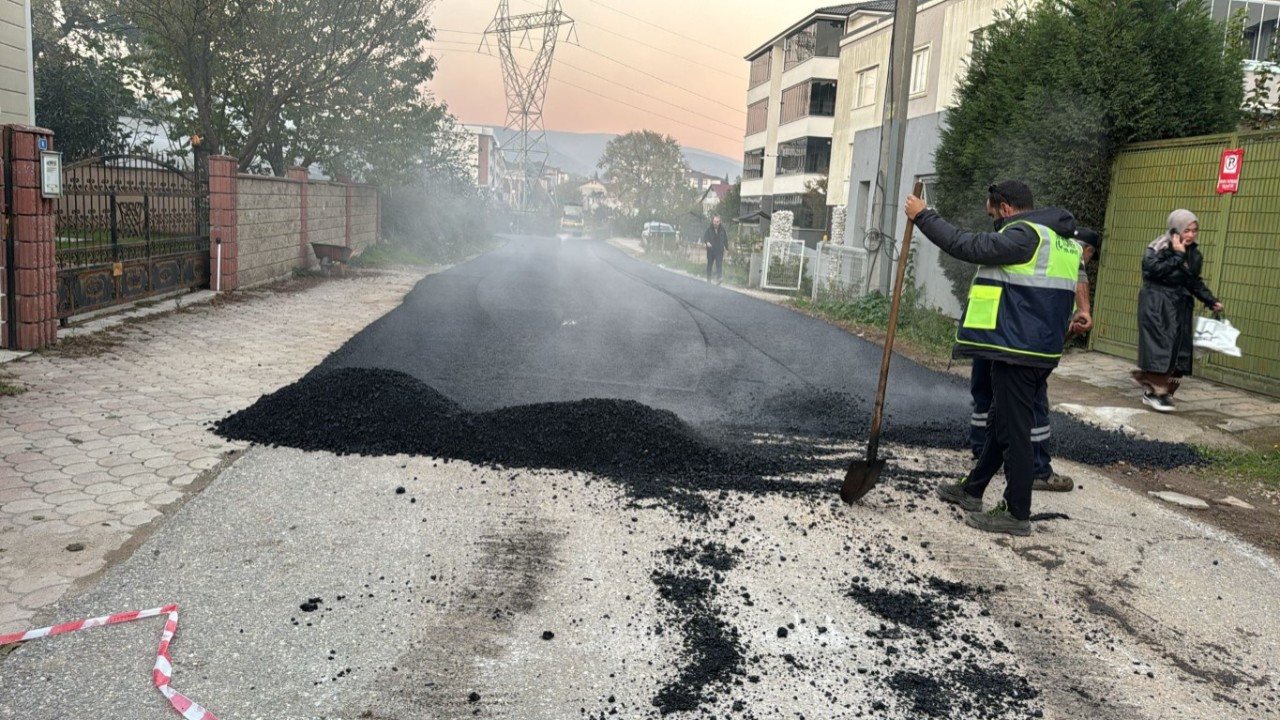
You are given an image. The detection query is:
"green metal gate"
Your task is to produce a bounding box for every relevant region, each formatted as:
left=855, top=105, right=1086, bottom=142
left=1092, top=128, right=1280, bottom=397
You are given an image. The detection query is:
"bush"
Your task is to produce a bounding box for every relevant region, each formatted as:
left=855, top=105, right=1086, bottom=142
left=933, top=0, right=1245, bottom=307
left=380, top=174, right=496, bottom=264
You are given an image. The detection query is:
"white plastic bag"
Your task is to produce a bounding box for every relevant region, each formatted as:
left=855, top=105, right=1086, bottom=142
left=1194, top=315, right=1242, bottom=357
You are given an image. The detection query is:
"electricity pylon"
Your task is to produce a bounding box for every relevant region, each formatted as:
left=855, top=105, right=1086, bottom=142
left=482, top=0, right=576, bottom=214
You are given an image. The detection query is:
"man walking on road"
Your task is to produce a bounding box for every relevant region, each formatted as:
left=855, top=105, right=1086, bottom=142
left=703, top=214, right=729, bottom=284
left=967, top=226, right=1101, bottom=493
left=905, top=181, right=1085, bottom=536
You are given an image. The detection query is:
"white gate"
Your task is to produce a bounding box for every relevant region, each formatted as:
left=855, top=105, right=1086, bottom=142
left=761, top=237, right=807, bottom=291
left=810, top=242, right=869, bottom=303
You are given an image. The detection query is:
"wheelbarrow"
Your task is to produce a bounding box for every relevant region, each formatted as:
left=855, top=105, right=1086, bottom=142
left=311, top=242, right=354, bottom=277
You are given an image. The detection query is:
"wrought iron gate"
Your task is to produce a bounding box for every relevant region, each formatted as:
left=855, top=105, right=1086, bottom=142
left=55, top=154, right=210, bottom=319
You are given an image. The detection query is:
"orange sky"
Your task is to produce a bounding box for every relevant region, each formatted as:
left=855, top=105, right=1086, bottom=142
left=426, top=0, right=808, bottom=159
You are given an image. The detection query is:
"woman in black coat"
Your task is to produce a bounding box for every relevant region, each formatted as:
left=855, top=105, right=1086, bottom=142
left=1131, top=209, right=1224, bottom=412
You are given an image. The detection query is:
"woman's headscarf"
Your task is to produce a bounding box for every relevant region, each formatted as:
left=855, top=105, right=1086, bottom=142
left=1148, top=209, right=1199, bottom=252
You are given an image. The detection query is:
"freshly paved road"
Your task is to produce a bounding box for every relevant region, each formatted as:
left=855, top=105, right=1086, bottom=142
left=317, top=236, right=970, bottom=433
left=2, top=238, right=1277, bottom=720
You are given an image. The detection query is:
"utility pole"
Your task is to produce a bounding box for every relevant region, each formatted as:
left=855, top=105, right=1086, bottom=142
left=482, top=1, right=577, bottom=215
left=870, top=0, right=919, bottom=295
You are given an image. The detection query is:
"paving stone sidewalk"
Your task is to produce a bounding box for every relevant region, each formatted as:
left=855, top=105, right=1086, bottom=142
left=1055, top=351, right=1280, bottom=434
left=0, top=270, right=426, bottom=636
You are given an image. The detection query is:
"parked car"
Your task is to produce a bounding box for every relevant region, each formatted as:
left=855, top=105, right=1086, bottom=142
left=641, top=222, right=679, bottom=250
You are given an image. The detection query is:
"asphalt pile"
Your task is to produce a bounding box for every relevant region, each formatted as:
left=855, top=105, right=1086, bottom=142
left=216, top=368, right=842, bottom=512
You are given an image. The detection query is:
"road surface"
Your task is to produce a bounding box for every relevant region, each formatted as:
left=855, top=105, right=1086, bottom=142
left=1, top=237, right=1276, bottom=720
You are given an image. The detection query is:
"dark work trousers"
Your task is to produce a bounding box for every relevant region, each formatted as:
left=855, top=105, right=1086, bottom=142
left=706, top=250, right=724, bottom=282
left=962, top=361, right=1052, bottom=521
left=970, top=357, right=1053, bottom=479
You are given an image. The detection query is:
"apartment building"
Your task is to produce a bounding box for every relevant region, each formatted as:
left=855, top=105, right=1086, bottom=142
left=741, top=3, right=894, bottom=245
left=461, top=125, right=504, bottom=192
left=832, top=0, right=1011, bottom=316
left=1, top=0, right=35, bottom=126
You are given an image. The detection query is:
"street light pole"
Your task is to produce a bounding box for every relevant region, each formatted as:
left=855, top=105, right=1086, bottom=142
left=871, top=0, right=920, bottom=295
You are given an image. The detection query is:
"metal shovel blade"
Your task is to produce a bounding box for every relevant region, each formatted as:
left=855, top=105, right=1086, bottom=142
left=840, top=458, right=886, bottom=504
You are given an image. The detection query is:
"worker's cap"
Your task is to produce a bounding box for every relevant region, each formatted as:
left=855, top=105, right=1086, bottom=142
left=987, top=180, right=1034, bottom=209
left=1074, top=227, right=1102, bottom=252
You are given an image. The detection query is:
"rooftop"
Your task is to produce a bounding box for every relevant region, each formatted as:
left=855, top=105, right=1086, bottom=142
left=745, top=1, right=895, bottom=60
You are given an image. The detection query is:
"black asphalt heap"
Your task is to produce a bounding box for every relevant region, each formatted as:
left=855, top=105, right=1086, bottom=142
left=219, top=238, right=1201, bottom=478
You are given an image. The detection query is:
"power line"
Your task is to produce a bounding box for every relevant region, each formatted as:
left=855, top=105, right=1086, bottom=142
left=441, top=42, right=746, bottom=141
left=436, top=27, right=745, bottom=116
left=579, top=0, right=743, bottom=60
left=566, top=43, right=745, bottom=116
left=514, top=0, right=743, bottom=79
left=547, top=74, right=743, bottom=144
left=555, top=57, right=743, bottom=131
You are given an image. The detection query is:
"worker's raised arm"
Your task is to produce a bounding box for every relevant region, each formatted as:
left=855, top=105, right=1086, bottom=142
left=909, top=207, right=1038, bottom=267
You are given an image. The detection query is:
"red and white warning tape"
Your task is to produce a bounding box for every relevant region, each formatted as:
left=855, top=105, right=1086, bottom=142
left=0, top=604, right=218, bottom=720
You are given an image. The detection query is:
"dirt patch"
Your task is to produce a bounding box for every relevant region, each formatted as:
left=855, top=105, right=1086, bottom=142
left=1104, top=462, right=1280, bottom=557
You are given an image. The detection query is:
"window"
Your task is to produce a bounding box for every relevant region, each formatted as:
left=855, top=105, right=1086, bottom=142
left=856, top=66, right=878, bottom=108
left=1210, top=0, right=1280, bottom=62
left=775, top=137, right=832, bottom=177
left=749, top=54, right=772, bottom=89
left=780, top=83, right=811, bottom=125
left=743, top=149, right=765, bottom=180
left=780, top=80, right=838, bottom=124
left=746, top=100, right=769, bottom=135
left=916, top=175, right=937, bottom=204
left=910, top=46, right=930, bottom=96
left=741, top=196, right=762, bottom=219
left=772, top=193, right=826, bottom=230
left=810, top=80, right=837, bottom=116
left=783, top=21, right=842, bottom=70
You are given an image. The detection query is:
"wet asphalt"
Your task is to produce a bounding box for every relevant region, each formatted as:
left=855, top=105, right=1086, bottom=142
left=311, top=235, right=1192, bottom=468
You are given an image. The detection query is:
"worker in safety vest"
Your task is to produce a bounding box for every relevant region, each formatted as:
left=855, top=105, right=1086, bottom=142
left=967, top=226, right=1101, bottom=493
left=905, top=180, right=1085, bottom=536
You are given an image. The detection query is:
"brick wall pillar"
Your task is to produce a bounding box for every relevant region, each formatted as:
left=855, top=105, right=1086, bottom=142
left=288, top=167, right=310, bottom=268
left=5, top=125, right=58, bottom=350
left=208, top=155, right=239, bottom=292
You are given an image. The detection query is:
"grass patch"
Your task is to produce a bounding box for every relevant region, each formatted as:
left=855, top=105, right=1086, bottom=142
left=1197, top=445, right=1280, bottom=489
left=636, top=243, right=752, bottom=287
left=48, top=332, right=122, bottom=358
left=794, top=294, right=960, bottom=363
left=0, top=372, right=24, bottom=397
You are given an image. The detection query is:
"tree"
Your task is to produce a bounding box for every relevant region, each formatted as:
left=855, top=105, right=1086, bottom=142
left=31, top=0, right=134, bottom=160
left=802, top=176, right=829, bottom=232
left=932, top=0, right=1244, bottom=305
left=597, top=130, right=696, bottom=221
left=118, top=0, right=446, bottom=179
left=718, top=181, right=742, bottom=223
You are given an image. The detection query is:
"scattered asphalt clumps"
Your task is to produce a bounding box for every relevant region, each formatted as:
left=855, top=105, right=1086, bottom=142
left=890, top=664, right=1040, bottom=719
left=650, top=540, right=745, bottom=715
left=744, top=387, right=1202, bottom=470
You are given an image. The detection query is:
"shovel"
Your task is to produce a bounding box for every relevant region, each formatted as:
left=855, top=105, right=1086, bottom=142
left=840, top=181, right=924, bottom=504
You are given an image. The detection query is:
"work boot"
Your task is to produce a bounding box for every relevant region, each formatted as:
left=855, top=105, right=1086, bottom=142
left=964, top=501, right=1032, bottom=537
left=1032, top=473, right=1074, bottom=492
left=936, top=479, right=982, bottom=512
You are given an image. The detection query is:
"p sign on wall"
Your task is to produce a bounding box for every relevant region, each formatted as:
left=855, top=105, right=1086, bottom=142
left=1217, top=148, right=1244, bottom=194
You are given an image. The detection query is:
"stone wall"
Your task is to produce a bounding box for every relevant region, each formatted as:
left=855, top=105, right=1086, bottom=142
left=236, top=176, right=303, bottom=288
left=350, top=185, right=378, bottom=253
left=308, top=182, right=347, bottom=250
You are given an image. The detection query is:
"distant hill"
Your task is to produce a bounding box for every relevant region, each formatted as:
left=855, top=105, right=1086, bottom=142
left=487, top=127, right=741, bottom=182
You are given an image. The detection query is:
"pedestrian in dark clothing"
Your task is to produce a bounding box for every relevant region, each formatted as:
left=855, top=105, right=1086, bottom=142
left=906, top=181, right=1085, bottom=536
left=968, top=226, right=1101, bottom=493
left=703, top=215, right=729, bottom=283
left=1132, top=209, right=1223, bottom=412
